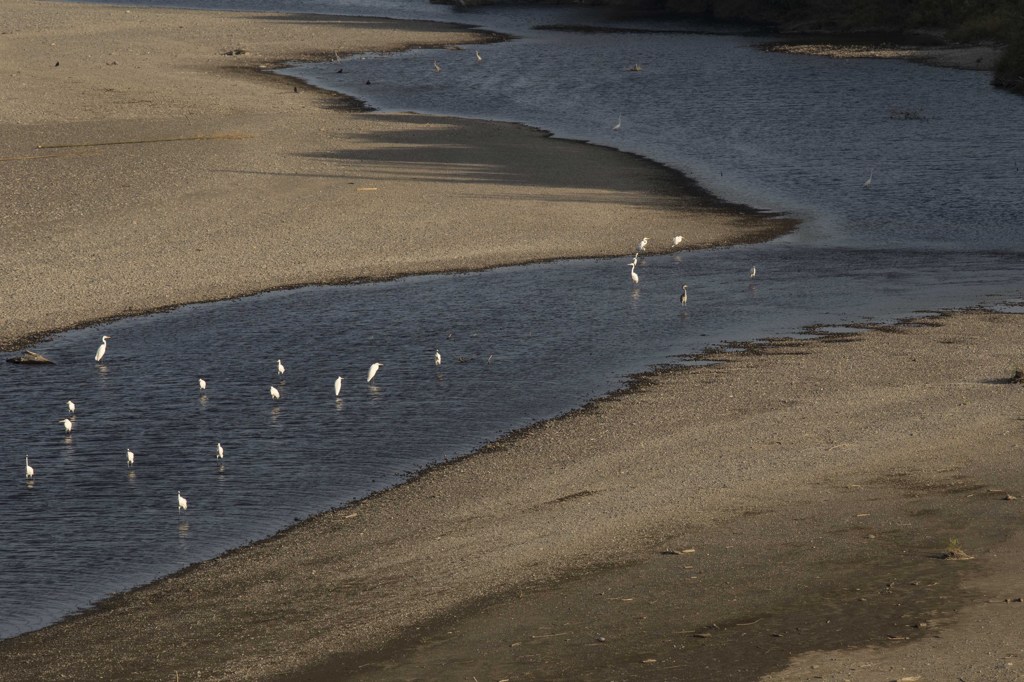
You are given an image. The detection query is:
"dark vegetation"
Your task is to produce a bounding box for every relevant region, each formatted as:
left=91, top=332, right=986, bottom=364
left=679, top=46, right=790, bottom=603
left=655, top=0, right=1024, bottom=93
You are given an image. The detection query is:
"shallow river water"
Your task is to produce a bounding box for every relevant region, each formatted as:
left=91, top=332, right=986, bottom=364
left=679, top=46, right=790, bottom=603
left=6, top=0, right=1023, bottom=639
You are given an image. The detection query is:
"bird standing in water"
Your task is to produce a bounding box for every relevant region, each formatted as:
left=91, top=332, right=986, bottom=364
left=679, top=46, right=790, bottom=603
left=680, top=284, right=688, bottom=305
left=435, top=349, right=442, bottom=367
left=95, top=335, right=111, bottom=362
left=367, top=362, right=383, bottom=383
left=334, top=376, right=344, bottom=397
left=178, top=491, right=188, bottom=512
left=270, top=386, right=281, bottom=400
left=25, top=457, right=34, bottom=479
left=127, top=449, right=135, bottom=466
left=750, top=266, right=757, bottom=278
left=630, top=263, right=639, bottom=285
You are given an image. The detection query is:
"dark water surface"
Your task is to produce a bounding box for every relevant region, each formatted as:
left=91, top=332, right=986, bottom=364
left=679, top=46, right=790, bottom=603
left=8, top=0, right=1023, bottom=639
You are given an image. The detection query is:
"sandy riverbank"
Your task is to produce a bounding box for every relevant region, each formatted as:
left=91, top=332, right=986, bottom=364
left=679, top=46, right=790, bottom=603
left=0, top=0, right=788, bottom=351
left=3, top=2, right=1023, bottom=681
left=3, top=306, right=1024, bottom=680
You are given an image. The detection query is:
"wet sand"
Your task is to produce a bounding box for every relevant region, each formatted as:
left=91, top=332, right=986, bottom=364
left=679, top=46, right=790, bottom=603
left=2, top=2, right=1023, bottom=681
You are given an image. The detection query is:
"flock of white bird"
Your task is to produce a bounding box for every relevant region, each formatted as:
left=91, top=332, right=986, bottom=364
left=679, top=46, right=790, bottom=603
left=629, top=235, right=757, bottom=306
left=22, top=334, right=392, bottom=513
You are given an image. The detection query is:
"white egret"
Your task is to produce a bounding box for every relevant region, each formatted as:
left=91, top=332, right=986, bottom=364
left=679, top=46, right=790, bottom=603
left=94, top=335, right=111, bottom=362
left=672, top=236, right=683, bottom=247
left=198, top=377, right=207, bottom=391
left=270, top=386, right=281, bottom=400
left=750, top=265, right=757, bottom=278
left=127, top=449, right=135, bottom=466
left=216, top=443, right=224, bottom=459
left=25, top=457, right=34, bottom=479
left=334, top=375, right=344, bottom=397
left=67, top=400, right=75, bottom=414
left=434, top=349, right=442, bottom=367
left=612, top=114, right=622, bottom=131
left=60, top=418, right=73, bottom=434
left=367, top=362, right=383, bottom=383
left=637, top=237, right=649, bottom=252
left=433, top=60, right=442, bottom=73
left=629, top=252, right=639, bottom=268
left=864, top=168, right=873, bottom=188
left=680, top=284, right=688, bottom=305
left=475, top=50, right=483, bottom=63
left=178, top=491, right=188, bottom=512
left=630, top=263, right=639, bottom=285
left=276, top=359, right=285, bottom=376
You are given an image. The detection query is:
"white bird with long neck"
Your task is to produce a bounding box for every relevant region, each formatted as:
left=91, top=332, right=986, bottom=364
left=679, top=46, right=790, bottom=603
left=672, top=235, right=683, bottom=247
left=276, top=359, right=285, bottom=376
left=367, top=362, right=383, bottom=383
left=60, top=418, right=73, bottom=434
left=216, top=443, right=224, bottom=459
left=637, top=237, right=649, bottom=252
left=434, top=349, right=442, bottom=367
left=127, top=449, right=135, bottom=466
left=630, top=262, right=639, bottom=285
left=270, top=386, right=281, bottom=400
left=475, top=50, right=483, bottom=63
left=94, top=335, right=111, bottom=362
left=750, top=266, right=757, bottom=278
left=680, top=284, right=688, bottom=305
left=864, top=168, right=873, bottom=188
left=433, top=60, right=442, bottom=73
left=67, top=400, right=76, bottom=414
left=612, top=114, right=622, bottom=131
left=177, top=491, right=188, bottom=512
left=334, top=376, right=344, bottom=397
left=198, top=377, right=206, bottom=391
left=25, top=457, right=34, bottom=479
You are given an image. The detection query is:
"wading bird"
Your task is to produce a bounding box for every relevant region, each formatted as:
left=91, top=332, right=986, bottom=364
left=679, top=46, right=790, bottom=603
left=95, top=335, right=111, bottom=362
left=630, top=263, right=639, bottom=285
left=612, top=114, right=622, bottom=131
left=367, top=362, right=383, bottom=383
left=198, top=377, right=206, bottom=391
left=270, top=386, right=280, bottom=400
left=127, top=449, right=135, bottom=466
left=475, top=50, right=483, bottom=63
left=178, top=491, right=188, bottom=512
left=433, top=60, right=442, bottom=73
left=216, top=443, right=224, bottom=459
left=750, top=266, right=757, bottom=278
left=435, top=349, right=442, bottom=367
left=334, top=376, right=344, bottom=397
left=67, top=400, right=75, bottom=414
left=276, top=359, right=285, bottom=376
left=864, top=169, right=873, bottom=188
left=25, top=457, right=33, bottom=479
left=629, top=252, right=639, bottom=268
left=637, top=237, right=649, bottom=252
left=61, top=418, right=73, bottom=434
left=680, top=284, right=688, bottom=305
left=672, top=236, right=683, bottom=247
